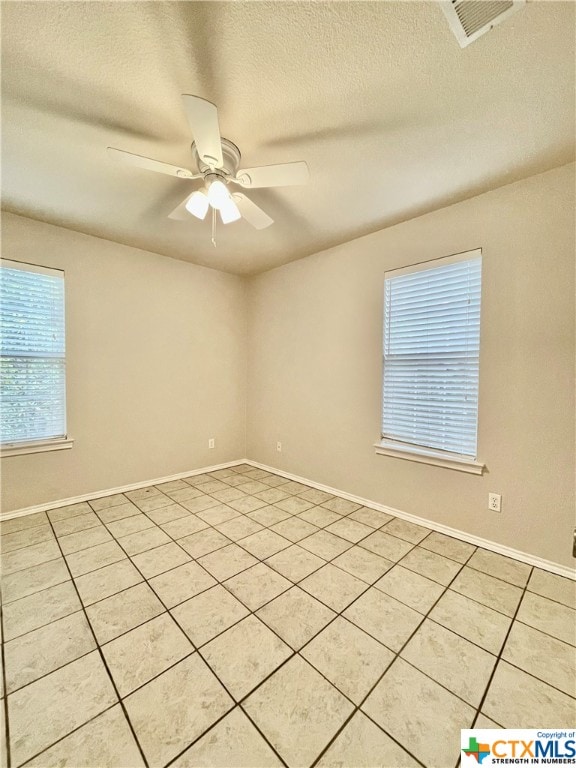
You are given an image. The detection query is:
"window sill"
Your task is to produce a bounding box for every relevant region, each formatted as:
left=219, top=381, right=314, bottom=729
left=1, top=437, right=74, bottom=458
left=374, top=441, right=484, bottom=475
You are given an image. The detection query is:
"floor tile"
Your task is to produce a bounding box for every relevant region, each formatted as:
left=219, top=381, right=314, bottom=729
left=255, top=487, right=292, bottom=505
left=48, top=502, right=92, bottom=522
left=374, top=565, right=445, bottom=613
left=23, top=705, right=144, bottom=768
left=527, top=568, right=576, bottom=608
left=325, top=518, right=373, bottom=543
left=172, top=707, right=283, bottom=767
left=227, top=496, right=268, bottom=514
left=208, top=468, right=237, bottom=479
left=344, top=588, right=423, bottom=651
left=117, top=526, right=171, bottom=555
left=202, top=615, right=292, bottom=700
left=475, top=712, right=504, bottom=728
left=130, top=541, right=191, bottom=578
left=124, top=653, right=233, bottom=767
left=196, top=479, right=232, bottom=494
left=102, top=613, right=193, bottom=696
left=125, top=486, right=163, bottom=502
left=3, top=581, right=81, bottom=641
left=266, top=544, right=326, bottom=582
left=66, top=540, right=126, bottom=577
left=172, top=585, right=250, bottom=647
left=502, top=620, right=576, bottom=696
left=8, top=651, right=117, bottom=767
left=299, top=530, right=352, bottom=560
left=483, top=661, right=576, bottom=727
left=271, top=517, right=319, bottom=543
left=198, top=544, right=259, bottom=582
left=332, top=546, right=393, bottom=584
left=89, top=494, right=128, bottom=511
left=429, top=589, right=512, bottom=655
left=86, top=582, right=164, bottom=644
left=95, top=502, right=141, bottom=524
left=179, top=528, right=232, bottom=559
left=149, top=560, right=216, bottom=607
left=257, top=586, right=336, bottom=650
left=133, top=494, right=174, bottom=513
left=160, top=514, right=209, bottom=539
left=236, top=480, right=269, bottom=495
left=316, top=711, right=420, bottom=768
left=321, top=497, right=361, bottom=515
left=0, top=696, right=6, bottom=768
left=259, top=474, right=291, bottom=488
left=298, top=507, right=341, bottom=528
left=215, top=516, right=264, bottom=541
left=300, top=564, right=367, bottom=612
left=165, top=486, right=204, bottom=504
left=145, top=503, right=191, bottom=526
left=401, top=619, right=496, bottom=707
left=383, top=517, right=430, bottom=544
left=52, top=512, right=101, bottom=538
left=362, top=658, right=474, bottom=768
left=298, top=488, right=335, bottom=505
left=1, top=558, right=70, bottom=604
left=222, top=473, right=256, bottom=487
left=224, top=562, right=291, bottom=611
left=1, top=539, right=61, bottom=576
left=248, top=505, right=292, bottom=526
left=273, top=496, right=315, bottom=515
left=238, top=528, right=291, bottom=559
left=75, top=559, right=143, bottom=606
left=155, top=479, right=190, bottom=493
left=181, top=495, right=221, bottom=514
left=400, top=546, right=463, bottom=586
left=349, top=507, right=393, bottom=529
left=419, top=530, right=476, bottom=563
left=210, top=486, right=248, bottom=503
left=106, top=514, right=154, bottom=538
left=5, top=611, right=95, bottom=693
left=302, top=617, right=394, bottom=704
left=58, top=525, right=112, bottom=555
left=451, top=567, right=523, bottom=616
left=243, top=655, right=354, bottom=768
left=279, top=481, right=311, bottom=495
left=360, top=531, right=414, bottom=562
left=467, top=548, right=531, bottom=587
left=516, top=591, right=575, bottom=645
left=0, top=511, right=48, bottom=535
left=197, top=504, right=240, bottom=526
left=1, top=525, right=54, bottom=554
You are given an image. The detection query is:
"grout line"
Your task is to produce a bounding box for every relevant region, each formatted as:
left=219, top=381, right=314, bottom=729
left=1, top=599, right=13, bottom=768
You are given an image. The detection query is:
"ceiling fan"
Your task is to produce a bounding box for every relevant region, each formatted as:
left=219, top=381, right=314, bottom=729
left=108, top=95, right=309, bottom=231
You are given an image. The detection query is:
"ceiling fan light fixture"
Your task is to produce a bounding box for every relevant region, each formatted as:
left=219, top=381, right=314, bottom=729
left=219, top=196, right=241, bottom=224
left=185, top=190, right=209, bottom=220
left=207, top=179, right=230, bottom=211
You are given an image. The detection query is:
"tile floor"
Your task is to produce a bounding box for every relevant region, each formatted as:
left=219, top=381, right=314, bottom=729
left=1, top=463, right=575, bottom=768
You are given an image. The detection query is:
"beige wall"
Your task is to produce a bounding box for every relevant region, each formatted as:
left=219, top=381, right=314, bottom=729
left=1, top=213, right=247, bottom=511
left=247, top=164, right=576, bottom=568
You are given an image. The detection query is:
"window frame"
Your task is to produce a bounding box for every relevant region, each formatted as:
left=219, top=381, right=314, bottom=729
left=375, top=249, right=484, bottom=475
left=0, top=258, right=73, bottom=457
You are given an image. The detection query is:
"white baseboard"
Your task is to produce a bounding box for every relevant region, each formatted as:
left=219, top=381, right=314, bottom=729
left=0, top=459, right=246, bottom=522
left=246, top=460, right=576, bottom=581
left=2, top=456, right=574, bottom=581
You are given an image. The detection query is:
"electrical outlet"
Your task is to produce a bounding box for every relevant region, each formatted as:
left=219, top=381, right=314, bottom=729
left=488, top=493, right=501, bottom=512
left=208, top=438, right=215, bottom=449
left=276, top=441, right=282, bottom=452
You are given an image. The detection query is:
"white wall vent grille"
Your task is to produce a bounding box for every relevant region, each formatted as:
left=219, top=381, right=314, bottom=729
left=440, top=0, right=525, bottom=47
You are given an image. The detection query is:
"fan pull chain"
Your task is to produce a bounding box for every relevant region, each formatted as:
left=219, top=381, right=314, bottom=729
left=211, top=207, right=217, bottom=248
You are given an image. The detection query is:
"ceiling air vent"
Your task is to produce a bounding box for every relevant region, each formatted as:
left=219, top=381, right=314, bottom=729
left=440, top=0, right=525, bottom=47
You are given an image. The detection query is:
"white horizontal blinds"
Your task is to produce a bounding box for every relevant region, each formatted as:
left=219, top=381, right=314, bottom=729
left=1, top=260, right=66, bottom=444
left=383, top=252, right=482, bottom=457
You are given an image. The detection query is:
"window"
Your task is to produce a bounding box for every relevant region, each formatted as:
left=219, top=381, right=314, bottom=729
left=377, top=249, right=483, bottom=473
left=1, top=259, right=71, bottom=456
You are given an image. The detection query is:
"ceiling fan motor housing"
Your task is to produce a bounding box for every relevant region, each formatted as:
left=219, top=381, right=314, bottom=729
left=192, top=138, right=241, bottom=179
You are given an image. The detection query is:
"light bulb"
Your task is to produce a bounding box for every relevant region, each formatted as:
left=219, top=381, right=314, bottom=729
left=207, top=179, right=230, bottom=211
left=185, top=191, right=209, bottom=220
left=219, top=196, right=241, bottom=224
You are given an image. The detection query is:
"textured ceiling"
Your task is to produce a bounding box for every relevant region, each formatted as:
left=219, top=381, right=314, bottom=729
left=1, top=1, right=574, bottom=275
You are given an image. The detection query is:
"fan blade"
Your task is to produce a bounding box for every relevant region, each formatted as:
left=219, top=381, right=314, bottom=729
left=181, top=95, right=223, bottom=169
left=233, top=161, right=309, bottom=189
left=107, top=147, right=197, bottom=178
left=168, top=194, right=195, bottom=221
left=233, top=193, right=274, bottom=229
